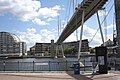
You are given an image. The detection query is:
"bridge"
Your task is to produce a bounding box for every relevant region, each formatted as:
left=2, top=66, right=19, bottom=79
left=56, top=0, right=108, bottom=44
left=55, top=0, right=108, bottom=59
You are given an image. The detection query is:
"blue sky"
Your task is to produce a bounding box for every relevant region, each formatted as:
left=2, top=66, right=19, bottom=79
left=0, top=0, right=115, bottom=50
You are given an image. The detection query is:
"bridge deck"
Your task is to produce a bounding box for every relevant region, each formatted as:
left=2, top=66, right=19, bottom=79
left=57, top=0, right=108, bottom=44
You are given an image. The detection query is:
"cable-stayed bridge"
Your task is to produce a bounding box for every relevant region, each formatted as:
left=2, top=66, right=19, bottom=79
left=55, top=0, right=108, bottom=59
left=57, top=0, right=108, bottom=44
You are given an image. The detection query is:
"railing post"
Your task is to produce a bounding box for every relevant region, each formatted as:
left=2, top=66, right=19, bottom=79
left=66, top=60, right=67, bottom=71
left=3, top=61, right=5, bottom=72
left=49, top=61, right=50, bottom=72
left=33, top=61, right=34, bottom=72
left=84, top=60, right=85, bottom=71
left=115, top=59, right=116, bottom=71
left=92, top=59, right=94, bottom=73
left=92, top=59, right=96, bottom=73
left=18, top=61, right=19, bottom=72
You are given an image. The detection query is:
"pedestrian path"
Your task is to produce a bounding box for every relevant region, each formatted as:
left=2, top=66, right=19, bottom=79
left=0, top=71, right=119, bottom=80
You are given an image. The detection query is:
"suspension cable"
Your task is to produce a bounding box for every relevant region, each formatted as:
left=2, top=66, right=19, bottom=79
left=67, top=0, right=72, bottom=23
left=89, top=3, right=114, bottom=44
left=64, top=0, right=70, bottom=23
left=104, top=8, right=107, bottom=42
left=75, top=0, right=78, bottom=41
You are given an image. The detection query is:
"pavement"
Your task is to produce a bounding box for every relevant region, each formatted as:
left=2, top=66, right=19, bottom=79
left=0, top=71, right=120, bottom=80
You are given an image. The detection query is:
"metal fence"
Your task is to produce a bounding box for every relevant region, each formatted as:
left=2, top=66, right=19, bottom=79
left=108, top=58, right=120, bottom=70
left=0, top=60, right=97, bottom=72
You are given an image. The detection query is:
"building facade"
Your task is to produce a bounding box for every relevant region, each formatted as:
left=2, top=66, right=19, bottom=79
left=30, top=39, right=89, bottom=57
left=104, top=39, right=114, bottom=54
left=63, top=39, right=89, bottom=52
left=31, top=43, right=51, bottom=56
left=0, top=32, right=26, bottom=57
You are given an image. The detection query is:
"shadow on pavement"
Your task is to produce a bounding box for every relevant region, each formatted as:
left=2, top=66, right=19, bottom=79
left=67, top=72, right=93, bottom=80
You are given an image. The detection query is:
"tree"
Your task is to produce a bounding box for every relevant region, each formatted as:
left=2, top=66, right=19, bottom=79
left=90, top=48, right=95, bottom=54
left=44, top=51, right=49, bottom=56
left=27, top=51, right=32, bottom=55
left=64, top=46, right=76, bottom=54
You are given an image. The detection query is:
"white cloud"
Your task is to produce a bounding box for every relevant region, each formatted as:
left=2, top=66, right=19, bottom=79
left=64, top=33, right=77, bottom=42
left=0, top=0, right=61, bottom=25
left=15, top=24, right=113, bottom=50
left=16, top=28, right=56, bottom=50
left=107, top=24, right=114, bottom=29
left=63, top=24, right=113, bottom=48
left=16, top=28, right=42, bottom=50
left=83, top=25, right=113, bottom=47
left=40, top=29, right=55, bottom=42
left=98, top=10, right=108, bottom=16
left=27, top=28, right=36, bottom=33
left=63, top=25, right=101, bottom=47
left=52, top=5, right=61, bottom=11
left=0, top=0, right=40, bottom=21
left=38, top=5, right=61, bottom=18
left=83, top=25, right=102, bottom=47
left=47, top=18, right=54, bottom=22
left=32, top=18, right=49, bottom=26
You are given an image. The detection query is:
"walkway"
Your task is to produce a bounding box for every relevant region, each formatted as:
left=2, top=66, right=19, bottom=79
left=0, top=71, right=120, bottom=80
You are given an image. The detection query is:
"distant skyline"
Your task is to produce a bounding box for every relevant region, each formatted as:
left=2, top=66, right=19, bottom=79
left=0, top=0, right=114, bottom=50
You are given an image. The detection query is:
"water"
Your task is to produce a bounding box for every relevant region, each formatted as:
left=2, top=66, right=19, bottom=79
left=0, top=57, right=93, bottom=71
left=0, top=57, right=91, bottom=62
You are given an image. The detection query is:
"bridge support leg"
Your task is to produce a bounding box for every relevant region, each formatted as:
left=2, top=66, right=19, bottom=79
left=55, top=45, right=58, bottom=58
left=60, top=43, right=65, bottom=58
left=96, top=11, right=105, bottom=46
left=78, top=10, right=85, bottom=60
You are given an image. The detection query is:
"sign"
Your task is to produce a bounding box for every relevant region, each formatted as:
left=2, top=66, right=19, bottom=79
left=98, top=56, right=104, bottom=65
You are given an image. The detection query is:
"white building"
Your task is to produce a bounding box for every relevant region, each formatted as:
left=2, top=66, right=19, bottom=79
left=0, top=32, right=26, bottom=57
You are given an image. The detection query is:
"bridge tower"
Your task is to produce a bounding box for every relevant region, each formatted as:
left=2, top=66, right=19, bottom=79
left=114, top=0, right=120, bottom=55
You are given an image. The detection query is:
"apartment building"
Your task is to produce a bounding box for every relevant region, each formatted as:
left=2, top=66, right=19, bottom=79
left=30, top=39, right=89, bottom=56
left=0, top=32, right=26, bottom=57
